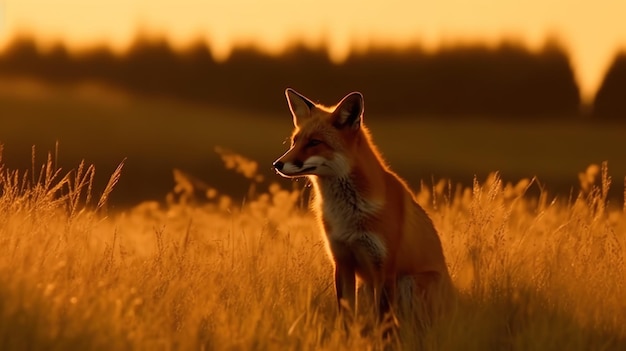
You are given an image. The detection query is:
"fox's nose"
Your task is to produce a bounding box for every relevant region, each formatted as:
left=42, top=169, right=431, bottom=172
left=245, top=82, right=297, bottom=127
left=273, top=161, right=284, bottom=171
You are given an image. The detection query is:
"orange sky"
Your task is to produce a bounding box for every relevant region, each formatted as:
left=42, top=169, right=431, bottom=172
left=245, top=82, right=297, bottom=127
left=1, top=0, right=625, bottom=103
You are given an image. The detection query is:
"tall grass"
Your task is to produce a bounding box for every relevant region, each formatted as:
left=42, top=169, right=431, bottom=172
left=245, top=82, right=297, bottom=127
left=0, top=147, right=625, bottom=350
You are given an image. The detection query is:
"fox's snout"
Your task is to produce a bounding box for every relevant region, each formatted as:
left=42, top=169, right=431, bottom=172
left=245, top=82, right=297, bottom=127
left=273, top=152, right=322, bottom=178
left=272, top=160, right=284, bottom=172
left=273, top=158, right=304, bottom=173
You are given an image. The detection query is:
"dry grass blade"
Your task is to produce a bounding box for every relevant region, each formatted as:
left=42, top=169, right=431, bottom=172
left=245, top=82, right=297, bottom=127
left=65, top=161, right=97, bottom=217
left=96, top=159, right=125, bottom=212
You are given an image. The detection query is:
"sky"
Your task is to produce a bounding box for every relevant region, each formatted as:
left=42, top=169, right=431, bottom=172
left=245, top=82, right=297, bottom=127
left=1, top=0, right=625, bottom=102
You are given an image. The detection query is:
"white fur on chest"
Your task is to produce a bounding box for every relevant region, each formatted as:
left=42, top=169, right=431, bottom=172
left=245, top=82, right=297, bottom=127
left=314, top=177, right=387, bottom=259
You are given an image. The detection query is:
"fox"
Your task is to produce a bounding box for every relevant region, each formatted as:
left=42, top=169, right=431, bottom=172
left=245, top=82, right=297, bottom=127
left=273, top=88, right=453, bottom=324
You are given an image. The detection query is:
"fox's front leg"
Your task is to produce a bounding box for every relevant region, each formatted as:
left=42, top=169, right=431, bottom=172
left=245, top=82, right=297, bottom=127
left=379, top=277, right=398, bottom=323
left=334, top=262, right=356, bottom=316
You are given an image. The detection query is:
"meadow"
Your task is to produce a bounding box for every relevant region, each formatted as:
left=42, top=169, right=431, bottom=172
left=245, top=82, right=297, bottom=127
left=2, top=78, right=626, bottom=206
left=1, top=79, right=626, bottom=350
left=0, top=143, right=625, bottom=350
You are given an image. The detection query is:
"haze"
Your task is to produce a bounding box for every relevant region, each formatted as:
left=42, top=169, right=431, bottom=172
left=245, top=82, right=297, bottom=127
left=2, top=0, right=625, bottom=102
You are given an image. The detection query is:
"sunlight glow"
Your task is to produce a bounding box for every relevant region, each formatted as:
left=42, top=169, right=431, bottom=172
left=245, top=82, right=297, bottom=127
left=2, top=0, right=626, bottom=102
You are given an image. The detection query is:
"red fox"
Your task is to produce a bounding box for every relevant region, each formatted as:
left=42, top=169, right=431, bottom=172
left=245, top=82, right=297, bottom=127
left=273, top=88, right=453, bottom=322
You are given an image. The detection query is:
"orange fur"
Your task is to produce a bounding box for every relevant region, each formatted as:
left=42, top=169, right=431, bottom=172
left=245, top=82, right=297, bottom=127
left=273, top=88, right=453, bottom=323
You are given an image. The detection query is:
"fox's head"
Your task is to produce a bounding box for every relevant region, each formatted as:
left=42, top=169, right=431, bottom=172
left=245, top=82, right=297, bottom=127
left=273, top=88, right=364, bottom=178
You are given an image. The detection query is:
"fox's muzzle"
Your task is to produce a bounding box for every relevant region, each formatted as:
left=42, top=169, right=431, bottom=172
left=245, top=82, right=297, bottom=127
left=272, top=161, right=284, bottom=172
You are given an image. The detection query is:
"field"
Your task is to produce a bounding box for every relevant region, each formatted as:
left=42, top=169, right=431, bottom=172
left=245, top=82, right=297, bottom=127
left=2, top=78, right=626, bottom=206
left=1, top=79, right=626, bottom=350
left=0, top=145, right=625, bottom=350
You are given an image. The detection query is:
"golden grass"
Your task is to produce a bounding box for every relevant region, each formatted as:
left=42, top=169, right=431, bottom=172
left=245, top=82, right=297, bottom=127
left=0, top=147, right=625, bottom=350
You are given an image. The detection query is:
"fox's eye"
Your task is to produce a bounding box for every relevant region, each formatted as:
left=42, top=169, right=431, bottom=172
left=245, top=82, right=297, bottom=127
left=306, top=139, right=322, bottom=148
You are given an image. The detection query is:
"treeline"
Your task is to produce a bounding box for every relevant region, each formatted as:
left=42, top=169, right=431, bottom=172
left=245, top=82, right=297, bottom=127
left=594, top=52, right=626, bottom=120
left=0, top=36, right=623, bottom=120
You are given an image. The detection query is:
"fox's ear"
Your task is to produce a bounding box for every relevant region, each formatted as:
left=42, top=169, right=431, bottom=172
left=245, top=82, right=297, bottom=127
left=332, top=92, right=364, bottom=130
left=285, top=88, right=315, bottom=127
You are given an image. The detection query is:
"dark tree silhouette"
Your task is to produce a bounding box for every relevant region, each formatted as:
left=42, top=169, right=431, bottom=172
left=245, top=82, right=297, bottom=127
left=593, top=52, right=626, bottom=121
left=0, top=36, right=582, bottom=118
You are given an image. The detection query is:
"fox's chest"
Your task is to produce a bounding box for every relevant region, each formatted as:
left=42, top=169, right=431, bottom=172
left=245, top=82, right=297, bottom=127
left=315, top=178, right=387, bottom=265
left=317, top=183, right=387, bottom=277
left=320, top=197, right=374, bottom=240
left=317, top=178, right=377, bottom=235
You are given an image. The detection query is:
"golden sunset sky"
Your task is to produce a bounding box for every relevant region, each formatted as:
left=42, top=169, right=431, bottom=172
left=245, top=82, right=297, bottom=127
left=1, top=0, right=625, bottom=102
